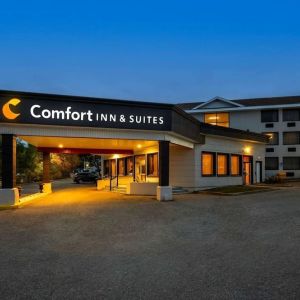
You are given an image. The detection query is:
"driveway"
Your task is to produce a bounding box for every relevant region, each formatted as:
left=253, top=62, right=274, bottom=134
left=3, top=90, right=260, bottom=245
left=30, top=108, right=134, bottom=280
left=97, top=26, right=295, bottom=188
left=0, top=186, right=299, bottom=299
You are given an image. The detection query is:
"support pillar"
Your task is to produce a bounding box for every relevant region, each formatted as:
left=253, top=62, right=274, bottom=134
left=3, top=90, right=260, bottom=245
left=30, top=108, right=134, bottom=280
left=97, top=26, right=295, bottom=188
left=42, top=152, right=52, bottom=193
left=0, top=134, right=19, bottom=205
left=157, top=140, right=172, bottom=201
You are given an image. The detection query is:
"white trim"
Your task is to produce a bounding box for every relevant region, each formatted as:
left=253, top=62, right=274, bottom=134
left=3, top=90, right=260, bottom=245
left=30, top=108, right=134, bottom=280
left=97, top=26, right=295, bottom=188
left=193, top=96, right=244, bottom=109
left=186, top=102, right=300, bottom=113
left=0, top=123, right=195, bottom=149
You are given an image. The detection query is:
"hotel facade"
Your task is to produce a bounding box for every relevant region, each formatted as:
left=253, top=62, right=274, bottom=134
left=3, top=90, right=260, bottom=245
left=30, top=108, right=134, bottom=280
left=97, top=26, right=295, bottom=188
left=0, top=90, right=268, bottom=205
left=180, top=96, right=300, bottom=179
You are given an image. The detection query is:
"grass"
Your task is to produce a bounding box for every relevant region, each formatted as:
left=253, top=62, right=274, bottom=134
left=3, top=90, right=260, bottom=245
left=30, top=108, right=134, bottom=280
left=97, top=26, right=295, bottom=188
left=204, top=185, right=270, bottom=194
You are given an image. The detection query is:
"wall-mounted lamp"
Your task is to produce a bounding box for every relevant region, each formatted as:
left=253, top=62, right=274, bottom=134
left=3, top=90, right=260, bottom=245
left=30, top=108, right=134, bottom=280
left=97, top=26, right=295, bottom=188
left=243, top=147, right=251, bottom=154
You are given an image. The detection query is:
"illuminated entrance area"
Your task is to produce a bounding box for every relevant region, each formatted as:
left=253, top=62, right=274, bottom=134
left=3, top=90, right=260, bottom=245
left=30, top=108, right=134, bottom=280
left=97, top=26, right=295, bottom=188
left=14, top=135, right=174, bottom=198
left=0, top=90, right=268, bottom=206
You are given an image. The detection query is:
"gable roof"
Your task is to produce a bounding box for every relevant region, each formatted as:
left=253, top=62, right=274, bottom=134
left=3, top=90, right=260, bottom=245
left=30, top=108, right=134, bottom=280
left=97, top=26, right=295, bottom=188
left=193, top=96, right=243, bottom=109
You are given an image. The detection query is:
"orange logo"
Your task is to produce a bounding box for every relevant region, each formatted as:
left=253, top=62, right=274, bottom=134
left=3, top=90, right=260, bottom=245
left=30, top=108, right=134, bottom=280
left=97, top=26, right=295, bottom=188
left=2, top=98, right=21, bottom=120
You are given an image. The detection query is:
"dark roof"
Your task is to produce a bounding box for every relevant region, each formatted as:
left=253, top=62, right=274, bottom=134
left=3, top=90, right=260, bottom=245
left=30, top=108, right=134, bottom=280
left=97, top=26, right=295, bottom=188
left=199, top=122, right=269, bottom=143
left=234, top=96, right=300, bottom=107
left=177, top=95, right=300, bottom=110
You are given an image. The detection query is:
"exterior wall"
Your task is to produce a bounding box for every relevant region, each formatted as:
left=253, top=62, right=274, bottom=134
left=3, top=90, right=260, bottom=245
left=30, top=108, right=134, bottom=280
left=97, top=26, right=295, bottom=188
left=169, top=144, right=196, bottom=188
left=196, top=136, right=265, bottom=188
left=191, top=108, right=300, bottom=178
left=169, top=137, right=265, bottom=189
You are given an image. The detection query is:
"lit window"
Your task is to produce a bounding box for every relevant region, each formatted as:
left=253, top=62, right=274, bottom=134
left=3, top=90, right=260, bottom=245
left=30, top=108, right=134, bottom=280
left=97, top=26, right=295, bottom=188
left=217, top=154, right=228, bottom=175
left=231, top=155, right=240, bottom=175
left=118, top=158, right=125, bottom=176
left=126, top=157, right=133, bottom=175
left=147, top=153, right=158, bottom=176
left=204, top=113, right=229, bottom=127
left=202, top=152, right=215, bottom=176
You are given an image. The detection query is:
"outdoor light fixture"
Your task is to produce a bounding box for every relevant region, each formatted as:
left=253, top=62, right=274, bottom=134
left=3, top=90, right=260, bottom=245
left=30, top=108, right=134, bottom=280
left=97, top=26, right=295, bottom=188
left=112, top=154, right=120, bottom=159
left=243, top=147, right=251, bottom=154
left=137, top=144, right=142, bottom=148
left=58, top=144, right=64, bottom=148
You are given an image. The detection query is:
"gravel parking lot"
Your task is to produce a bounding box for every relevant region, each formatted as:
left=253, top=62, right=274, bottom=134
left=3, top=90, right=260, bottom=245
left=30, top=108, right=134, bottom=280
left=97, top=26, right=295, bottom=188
left=0, top=185, right=299, bottom=299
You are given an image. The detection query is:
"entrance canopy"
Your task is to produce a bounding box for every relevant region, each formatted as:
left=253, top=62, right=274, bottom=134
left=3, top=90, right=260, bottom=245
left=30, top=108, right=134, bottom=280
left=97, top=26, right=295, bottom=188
left=19, top=136, right=157, bottom=155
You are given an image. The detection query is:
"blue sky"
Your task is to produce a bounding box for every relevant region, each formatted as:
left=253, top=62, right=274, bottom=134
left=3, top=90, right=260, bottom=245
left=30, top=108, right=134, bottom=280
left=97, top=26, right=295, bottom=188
left=1, top=0, right=300, bottom=103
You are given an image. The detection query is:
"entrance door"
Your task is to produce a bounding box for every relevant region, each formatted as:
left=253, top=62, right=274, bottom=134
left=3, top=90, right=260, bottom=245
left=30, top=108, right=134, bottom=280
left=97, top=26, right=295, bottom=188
left=255, top=161, right=262, bottom=183
left=243, top=156, right=253, bottom=185
left=243, top=162, right=251, bottom=185
left=135, top=155, right=146, bottom=182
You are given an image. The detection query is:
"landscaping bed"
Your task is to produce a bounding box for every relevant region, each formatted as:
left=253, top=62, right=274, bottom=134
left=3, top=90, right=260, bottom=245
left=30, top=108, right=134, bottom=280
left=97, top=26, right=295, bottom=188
left=200, top=185, right=272, bottom=195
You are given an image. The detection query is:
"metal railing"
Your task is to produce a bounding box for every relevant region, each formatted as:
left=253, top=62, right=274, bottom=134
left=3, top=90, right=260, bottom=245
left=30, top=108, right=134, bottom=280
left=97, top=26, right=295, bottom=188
left=109, top=175, right=118, bottom=191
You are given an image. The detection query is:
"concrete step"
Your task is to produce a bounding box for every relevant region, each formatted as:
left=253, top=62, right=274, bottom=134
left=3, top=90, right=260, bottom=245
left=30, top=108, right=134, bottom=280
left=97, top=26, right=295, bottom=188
left=172, top=186, right=189, bottom=194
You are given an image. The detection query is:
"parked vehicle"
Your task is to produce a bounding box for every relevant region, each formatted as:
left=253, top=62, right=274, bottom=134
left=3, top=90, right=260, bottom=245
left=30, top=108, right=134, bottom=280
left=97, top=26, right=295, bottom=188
left=73, top=169, right=99, bottom=183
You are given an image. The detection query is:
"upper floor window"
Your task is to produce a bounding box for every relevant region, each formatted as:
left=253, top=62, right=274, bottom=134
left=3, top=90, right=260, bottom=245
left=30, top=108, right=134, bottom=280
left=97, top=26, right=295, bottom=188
left=204, top=113, right=229, bottom=127
left=263, top=132, right=279, bottom=145
left=283, top=132, right=300, bottom=145
left=283, top=109, right=300, bottom=121
left=261, top=110, right=278, bottom=123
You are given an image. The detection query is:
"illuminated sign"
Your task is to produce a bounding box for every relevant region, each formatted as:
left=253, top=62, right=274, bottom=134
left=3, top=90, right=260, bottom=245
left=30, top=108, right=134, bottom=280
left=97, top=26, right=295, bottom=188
left=2, top=98, right=21, bottom=120
left=0, top=96, right=171, bottom=130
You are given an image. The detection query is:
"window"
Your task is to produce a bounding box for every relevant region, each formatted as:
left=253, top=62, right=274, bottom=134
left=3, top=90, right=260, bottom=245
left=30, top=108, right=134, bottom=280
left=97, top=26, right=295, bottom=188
left=266, top=148, right=274, bottom=153
left=217, top=153, right=229, bottom=176
left=204, top=113, right=229, bottom=127
left=126, top=157, right=133, bottom=175
left=283, top=132, right=300, bottom=145
left=118, top=158, right=125, bottom=176
left=265, top=157, right=279, bottom=170
left=283, top=157, right=300, bottom=170
left=202, top=152, right=215, bottom=176
left=261, top=110, right=278, bottom=122
left=231, top=155, right=241, bottom=176
left=147, top=153, right=158, bottom=176
left=283, top=109, right=300, bottom=121
left=103, top=160, right=110, bottom=176
left=265, top=123, right=274, bottom=128
left=263, top=132, right=279, bottom=145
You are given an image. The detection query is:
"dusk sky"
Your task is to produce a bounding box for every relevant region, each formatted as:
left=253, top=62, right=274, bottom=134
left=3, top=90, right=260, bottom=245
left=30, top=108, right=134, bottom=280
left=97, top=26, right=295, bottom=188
left=1, top=0, right=300, bottom=103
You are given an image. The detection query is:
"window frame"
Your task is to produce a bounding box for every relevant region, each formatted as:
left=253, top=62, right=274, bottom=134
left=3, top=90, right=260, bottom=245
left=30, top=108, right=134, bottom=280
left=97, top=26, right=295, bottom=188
left=204, top=112, right=230, bottom=127
left=146, top=152, right=159, bottom=177
left=263, top=132, right=279, bottom=145
left=265, top=157, right=279, bottom=170
left=283, top=156, right=300, bottom=170
left=261, top=110, right=279, bottom=123
left=201, top=151, right=216, bottom=176
left=283, top=131, right=300, bottom=145
left=283, top=109, right=300, bottom=122
left=216, top=153, right=230, bottom=176
left=230, top=154, right=242, bottom=176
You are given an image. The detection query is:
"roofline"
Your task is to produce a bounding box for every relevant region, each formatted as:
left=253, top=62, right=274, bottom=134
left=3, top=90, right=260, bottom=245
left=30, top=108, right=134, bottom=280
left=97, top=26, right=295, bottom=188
left=0, top=89, right=174, bottom=109
left=0, top=89, right=268, bottom=144
left=186, top=102, right=300, bottom=113
left=194, top=96, right=243, bottom=109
